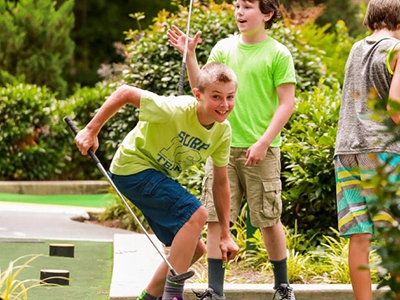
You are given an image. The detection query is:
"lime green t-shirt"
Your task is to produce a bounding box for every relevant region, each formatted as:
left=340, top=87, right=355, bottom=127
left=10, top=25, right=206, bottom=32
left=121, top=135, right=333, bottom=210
left=208, top=34, right=296, bottom=147
left=110, top=91, right=232, bottom=178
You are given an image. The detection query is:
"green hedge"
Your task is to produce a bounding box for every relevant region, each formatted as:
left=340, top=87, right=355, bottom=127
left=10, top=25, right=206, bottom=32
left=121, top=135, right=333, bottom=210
left=0, top=84, right=67, bottom=180
left=0, top=0, right=75, bottom=97
left=281, top=82, right=342, bottom=234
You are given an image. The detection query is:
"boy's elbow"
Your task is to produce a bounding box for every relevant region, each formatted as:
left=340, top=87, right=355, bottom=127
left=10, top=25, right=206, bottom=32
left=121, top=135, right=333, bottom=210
left=116, top=85, right=141, bottom=107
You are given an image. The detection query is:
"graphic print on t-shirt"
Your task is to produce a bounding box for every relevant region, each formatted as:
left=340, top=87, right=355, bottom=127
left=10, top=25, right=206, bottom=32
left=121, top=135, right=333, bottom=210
left=157, top=130, right=210, bottom=173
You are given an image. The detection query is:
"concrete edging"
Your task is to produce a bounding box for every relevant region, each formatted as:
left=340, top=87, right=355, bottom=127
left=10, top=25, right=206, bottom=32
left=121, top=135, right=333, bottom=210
left=0, top=181, right=109, bottom=195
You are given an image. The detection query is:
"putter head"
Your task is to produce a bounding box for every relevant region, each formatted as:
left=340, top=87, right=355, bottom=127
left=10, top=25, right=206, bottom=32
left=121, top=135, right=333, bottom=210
left=170, top=270, right=195, bottom=282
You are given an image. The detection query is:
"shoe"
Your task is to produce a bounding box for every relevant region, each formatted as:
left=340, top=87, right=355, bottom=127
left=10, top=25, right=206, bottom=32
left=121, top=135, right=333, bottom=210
left=193, top=288, right=226, bottom=300
left=273, top=284, right=296, bottom=300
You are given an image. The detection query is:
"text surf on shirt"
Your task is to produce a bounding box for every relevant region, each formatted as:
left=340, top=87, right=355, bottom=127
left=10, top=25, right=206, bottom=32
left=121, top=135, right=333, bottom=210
left=157, top=130, right=210, bottom=172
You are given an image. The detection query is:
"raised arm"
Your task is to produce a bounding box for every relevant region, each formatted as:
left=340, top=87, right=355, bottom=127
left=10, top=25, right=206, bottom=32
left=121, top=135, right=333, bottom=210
left=212, top=165, right=239, bottom=262
left=75, top=85, right=142, bottom=155
left=167, top=25, right=202, bottom=89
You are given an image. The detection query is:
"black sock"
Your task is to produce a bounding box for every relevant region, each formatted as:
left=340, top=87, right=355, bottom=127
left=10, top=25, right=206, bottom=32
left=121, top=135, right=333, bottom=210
left=162, top=274, right=184, bottom=300
left=208, top=258, right=225, bottom=296
left=137, top=290, right=157, bottom=300
left=270, top=258, right=289, bottom=289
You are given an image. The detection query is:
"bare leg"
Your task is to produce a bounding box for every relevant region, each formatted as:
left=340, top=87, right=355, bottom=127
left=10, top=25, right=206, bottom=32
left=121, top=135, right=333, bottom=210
left=206, top=222, right=223, bottom=259
left=261, top=221, right=287, bottom=261
left=145, top=207, right=207, bottom=296
left=349, top=233, right=372, bottom=300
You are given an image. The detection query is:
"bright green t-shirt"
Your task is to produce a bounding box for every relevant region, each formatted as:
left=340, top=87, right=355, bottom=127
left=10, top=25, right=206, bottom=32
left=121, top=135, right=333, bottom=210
left=110, top=91, right=232, bottom=178
left=208, top=34, right=296, bottom=147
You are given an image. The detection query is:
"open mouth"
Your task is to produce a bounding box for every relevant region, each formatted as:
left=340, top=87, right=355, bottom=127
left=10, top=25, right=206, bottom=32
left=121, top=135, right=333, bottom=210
left=216, top=110, right=228, bottom=115
left=238, top=20, right=247, bottom=24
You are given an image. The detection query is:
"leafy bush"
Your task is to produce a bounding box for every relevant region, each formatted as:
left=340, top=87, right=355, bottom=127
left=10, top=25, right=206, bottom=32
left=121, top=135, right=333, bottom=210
left=285, top=20, right=356, bottom=86
left=0, top=84, right=67, bottom=180
left=281, top=82, right=342, bottom=235
left=0, top=0, right=75, bottom=97
left=107, top=0, right=330, bottom=94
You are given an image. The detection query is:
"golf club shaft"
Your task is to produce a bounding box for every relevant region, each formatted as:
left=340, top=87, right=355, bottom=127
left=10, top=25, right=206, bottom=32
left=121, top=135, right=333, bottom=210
left=63, top=116, right=178, bottom=276
left=178, top=0, right=194, bottom=96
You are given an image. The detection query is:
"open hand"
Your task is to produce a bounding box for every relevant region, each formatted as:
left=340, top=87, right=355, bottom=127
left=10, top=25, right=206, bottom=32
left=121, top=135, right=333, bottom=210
left=167, top=25, right=202, bottom=55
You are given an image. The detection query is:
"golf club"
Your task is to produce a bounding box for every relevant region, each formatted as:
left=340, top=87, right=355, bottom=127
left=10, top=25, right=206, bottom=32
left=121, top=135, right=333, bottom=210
left=177, top=0, right=194, bottom=96
left=64, top=116, right=194, bottom=282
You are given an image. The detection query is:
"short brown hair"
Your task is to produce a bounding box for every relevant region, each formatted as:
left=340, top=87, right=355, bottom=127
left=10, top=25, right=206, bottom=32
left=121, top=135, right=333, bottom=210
left=196, top=62, right=237, bottom=93
left=364, top=0, right=400, bottom=31
left=242, top=0, right=281, bottom=29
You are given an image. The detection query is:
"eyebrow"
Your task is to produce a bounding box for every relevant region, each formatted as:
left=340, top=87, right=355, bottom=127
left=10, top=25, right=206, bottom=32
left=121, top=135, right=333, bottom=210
left=211, top=90, right=236, bottom=94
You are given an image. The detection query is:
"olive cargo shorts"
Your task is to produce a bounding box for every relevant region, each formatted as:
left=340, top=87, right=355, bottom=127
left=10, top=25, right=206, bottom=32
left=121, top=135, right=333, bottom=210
left=201, top=147, right=282, bottom=228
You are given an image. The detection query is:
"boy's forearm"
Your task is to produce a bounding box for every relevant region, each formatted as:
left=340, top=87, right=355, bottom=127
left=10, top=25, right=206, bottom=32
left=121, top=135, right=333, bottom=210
left=186, top=53, right=201, bottom=90
left=259, top=99, right=294, bottom=148
left=86, top=85, right=142, bottom=134
left=212, top=177, right=231, bottom=238
left=258, top=83, right=295, bottom=147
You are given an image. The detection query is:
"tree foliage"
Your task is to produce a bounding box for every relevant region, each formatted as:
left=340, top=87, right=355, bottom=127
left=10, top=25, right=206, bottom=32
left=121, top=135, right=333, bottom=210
left=0, top=0, right=75, bottom=96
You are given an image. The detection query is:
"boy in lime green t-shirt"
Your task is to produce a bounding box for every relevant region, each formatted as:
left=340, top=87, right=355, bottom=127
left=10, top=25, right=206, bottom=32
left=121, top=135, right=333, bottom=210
left=168, top=0, right=296, bottom=299
left=74, top=62, right=240, bottom=300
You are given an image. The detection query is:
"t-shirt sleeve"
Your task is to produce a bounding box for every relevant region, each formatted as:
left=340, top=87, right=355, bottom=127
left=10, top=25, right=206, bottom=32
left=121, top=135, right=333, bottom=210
left=272, top=46, right=297, bottom=87
left=139, top=91, right=176, bottom=123
left=207, top=41, right=226, bottom=64
left=210, top=126, right=232, bottom=167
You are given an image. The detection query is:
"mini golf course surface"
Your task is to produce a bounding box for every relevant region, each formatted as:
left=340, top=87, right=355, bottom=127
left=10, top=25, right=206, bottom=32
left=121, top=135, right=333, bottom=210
left=0, top=239, right=113, bottom=300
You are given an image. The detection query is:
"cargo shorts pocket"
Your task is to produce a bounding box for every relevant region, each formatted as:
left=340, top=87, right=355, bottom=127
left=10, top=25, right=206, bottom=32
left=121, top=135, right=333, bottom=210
left=261, top=180, right=282, bottom=218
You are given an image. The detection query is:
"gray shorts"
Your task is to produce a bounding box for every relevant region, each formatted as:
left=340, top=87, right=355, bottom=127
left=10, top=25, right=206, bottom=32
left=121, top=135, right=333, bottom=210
left=201, top=147, right=282, bottom=228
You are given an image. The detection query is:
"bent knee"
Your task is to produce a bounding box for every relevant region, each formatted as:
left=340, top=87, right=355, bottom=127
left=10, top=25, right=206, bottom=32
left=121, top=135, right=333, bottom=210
left=190, top=206, right=208, bottom=226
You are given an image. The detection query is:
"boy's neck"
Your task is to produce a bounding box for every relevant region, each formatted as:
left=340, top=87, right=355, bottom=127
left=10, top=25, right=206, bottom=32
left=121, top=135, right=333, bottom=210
left=240, top=30, right=269, bottom=45
left=368, top=28, right=400, bottom=41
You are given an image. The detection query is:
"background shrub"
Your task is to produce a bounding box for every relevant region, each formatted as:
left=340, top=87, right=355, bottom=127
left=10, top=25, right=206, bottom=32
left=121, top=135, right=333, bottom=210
left=0, top=84, right=67, bottom=180
left=281, top=82, right=342, bottom=235
left=0, top=0, right=75, bottom=97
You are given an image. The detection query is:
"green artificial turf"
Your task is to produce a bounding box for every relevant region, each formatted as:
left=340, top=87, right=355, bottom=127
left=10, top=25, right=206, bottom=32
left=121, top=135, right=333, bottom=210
left=0, top=239, right=113, bottom=300
left=0, top=193, right=115, bottom=208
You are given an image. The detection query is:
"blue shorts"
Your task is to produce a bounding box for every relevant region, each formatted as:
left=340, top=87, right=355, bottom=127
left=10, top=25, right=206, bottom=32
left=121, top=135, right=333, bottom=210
left=110, top=169, right=202, bottom=246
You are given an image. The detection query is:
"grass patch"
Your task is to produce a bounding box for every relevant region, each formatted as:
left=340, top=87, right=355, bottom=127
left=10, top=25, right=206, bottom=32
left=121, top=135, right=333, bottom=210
left=0, top=193, right=115, bottom=208
left=0, top=239, right=113, bottom=300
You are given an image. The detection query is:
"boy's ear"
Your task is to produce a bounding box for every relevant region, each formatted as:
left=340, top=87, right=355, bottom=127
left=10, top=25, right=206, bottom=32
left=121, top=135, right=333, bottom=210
left=192, top=88, right=201, bottom=100
left=264, top=11, right=274, bottom=22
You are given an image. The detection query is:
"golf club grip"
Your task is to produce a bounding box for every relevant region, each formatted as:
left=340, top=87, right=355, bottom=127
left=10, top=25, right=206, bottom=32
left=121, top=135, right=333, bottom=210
left=63, top=116, right=100, bottom=165
left=178, top=62, right=186, bottom=96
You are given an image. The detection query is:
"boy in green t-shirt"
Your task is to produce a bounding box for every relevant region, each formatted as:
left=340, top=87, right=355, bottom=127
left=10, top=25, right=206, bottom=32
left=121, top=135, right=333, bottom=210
left=168, top=0, right=296, bottom=299
left=74, top=62, right=240, bottom=300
